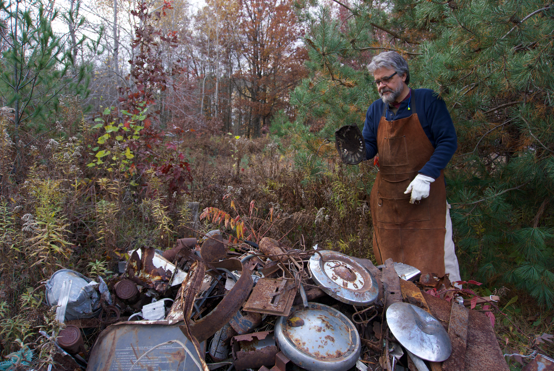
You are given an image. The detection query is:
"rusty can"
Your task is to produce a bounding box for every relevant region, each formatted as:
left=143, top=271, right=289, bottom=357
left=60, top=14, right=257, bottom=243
left=209, top=323, right=237, bottom=362
left=58, top=325, right=85, bottom=355
left=229, top=310, right=262, bottom=335
left=114, top=279, right=139, bottom=303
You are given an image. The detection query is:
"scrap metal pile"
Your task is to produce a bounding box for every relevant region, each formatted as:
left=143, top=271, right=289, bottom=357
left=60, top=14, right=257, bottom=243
left=45, top=233, right=512, bottom=371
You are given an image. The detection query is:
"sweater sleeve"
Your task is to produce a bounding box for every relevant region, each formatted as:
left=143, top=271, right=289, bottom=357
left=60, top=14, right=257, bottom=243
left=362, top=103, right=379, bottom=160
left=418, top=92, right=457, bottom=179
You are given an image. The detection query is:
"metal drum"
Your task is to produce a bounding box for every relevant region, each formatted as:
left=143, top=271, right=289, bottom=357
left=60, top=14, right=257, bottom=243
left=275, top=302, right=360, bottom=371
left=309, top=250, right=379, bottom=305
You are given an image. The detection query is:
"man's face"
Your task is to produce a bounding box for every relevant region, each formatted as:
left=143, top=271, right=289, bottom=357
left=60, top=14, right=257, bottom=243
left=373, top=67, right=406, bottom=105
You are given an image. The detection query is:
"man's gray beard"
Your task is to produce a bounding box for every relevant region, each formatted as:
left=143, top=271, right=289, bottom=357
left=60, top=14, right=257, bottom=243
left=380, top=84, right=404, bottom=105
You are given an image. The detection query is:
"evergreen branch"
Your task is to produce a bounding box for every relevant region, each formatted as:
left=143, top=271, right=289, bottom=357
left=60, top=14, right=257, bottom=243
left=482, top=101, right=523, bottom=115
left=330, top=0, right=353, bottom=12
left=533, top=199, right=548, bottom=228
left=467, top=118, right=516, bottom=155
left=520, top=116, right=554, bottom=154
left=500, top=5, right=553, bottom=40
left=18, top=76, right=40, bottom=122
left=452, top=181, right=531, bottom=206
left=370, top=23, right=421, bottom=45
left=350, top=43, right=422, bottom=56
left=450, top=8, right=475, bottom=36
left=0, top=75, right=16, bottom=90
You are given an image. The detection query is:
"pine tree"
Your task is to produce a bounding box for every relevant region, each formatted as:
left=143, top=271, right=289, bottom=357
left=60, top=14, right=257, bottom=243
left=286, top=0, right=554, bottom=307
left=0, top=0, right=94, bottom=176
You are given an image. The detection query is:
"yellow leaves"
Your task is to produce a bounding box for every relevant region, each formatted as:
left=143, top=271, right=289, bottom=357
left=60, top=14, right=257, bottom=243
left=125, top=147, right=134, bottom=159
left=200, top=206, right=245, bottom=240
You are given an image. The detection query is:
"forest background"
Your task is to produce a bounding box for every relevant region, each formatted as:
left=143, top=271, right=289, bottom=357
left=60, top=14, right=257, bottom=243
left=0, top=0, right=553, bottom=368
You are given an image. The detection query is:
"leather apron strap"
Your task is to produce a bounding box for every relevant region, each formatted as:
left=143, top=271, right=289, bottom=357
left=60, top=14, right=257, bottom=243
left=370, top=93, right=447, bottom=276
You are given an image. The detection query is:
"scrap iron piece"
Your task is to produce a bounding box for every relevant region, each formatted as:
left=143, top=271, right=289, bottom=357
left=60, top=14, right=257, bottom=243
left=231, top=331, right=279, bottom=371
left=259, top=238, right=289, bottom=262
left=386, top=302, right=452, bottom=363
left=275, top=302, right=361, bottom=371
left=309, top=250, right=379, bottom=305
left=381, top=258, right=403, bottom=310
left=188, top=259, right=254, bottom=343
left=442, top=303, right=469, bottom=371
left=163, top=238, right=197, bottom=262
left=229, top=310, right=263, bottom=334
left=201, top=234, right=227, bottom=263
left=179, top=260, right=208, bottom=371
left=243, top=277, right=298, bottom=317
left=400, top=279, right=431, bottom=312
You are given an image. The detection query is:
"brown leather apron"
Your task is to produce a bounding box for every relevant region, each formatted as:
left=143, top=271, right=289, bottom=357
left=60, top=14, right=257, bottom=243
left=370, top=96, right=447, bottom=276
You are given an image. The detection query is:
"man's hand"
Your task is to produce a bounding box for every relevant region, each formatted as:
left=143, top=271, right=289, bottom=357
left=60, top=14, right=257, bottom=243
left=404, top=174, right=435, bottom=204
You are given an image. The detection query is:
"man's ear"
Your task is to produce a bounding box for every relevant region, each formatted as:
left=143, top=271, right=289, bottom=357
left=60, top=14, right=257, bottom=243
left=401, top=73, right=407, bottom=82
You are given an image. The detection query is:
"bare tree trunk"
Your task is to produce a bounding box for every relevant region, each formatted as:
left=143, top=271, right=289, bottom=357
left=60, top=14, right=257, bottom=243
left=69, top=0, right=78, bottom=66
left=214, top=0, right=219, bottom=118
left=113, top=0, right=119, bottom=82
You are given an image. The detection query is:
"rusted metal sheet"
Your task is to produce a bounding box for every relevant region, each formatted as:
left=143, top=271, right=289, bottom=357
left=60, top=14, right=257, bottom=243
left=243, top=278, right=297, bottom=316
left=400, top=279, right=431, bottom=312
left=231, top=331, right=279, bottom=371
left=465, top=309, right=510, bottom=371
left=201, top=234, right=227, bottom=262
left=259, top=237, right=288, bottom=262
left=382, top=258, right=402, bottom=310
left=423, top=292, right=509, bottom=371
left=442, top=303, right=469, bottom=371
left=522, top=354, right=554, bottom=371
left=87, top=321, right=202, bottom=371
left=188, top=259, right=254, bottom=343
left=274, top=351, right=291, bottom=371
left=162, top=238, right=197, bottom=261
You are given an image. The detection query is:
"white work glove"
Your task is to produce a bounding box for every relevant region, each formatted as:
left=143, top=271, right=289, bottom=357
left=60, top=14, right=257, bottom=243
left=404, top=174, right=435, bottom=204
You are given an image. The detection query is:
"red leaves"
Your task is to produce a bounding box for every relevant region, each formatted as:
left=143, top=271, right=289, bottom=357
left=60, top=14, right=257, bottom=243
left=470, top=296, right=478, bottom=309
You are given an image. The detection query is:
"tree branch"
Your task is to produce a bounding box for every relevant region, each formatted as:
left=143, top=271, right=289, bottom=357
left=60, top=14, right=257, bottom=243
left=500, top=5, right=553, bottom=40
left=370, top=23, right=420, bottom=45
left=351, top=44, right=422, bottom=56
left=520, top=116, right=554, bottom=154
left=452, top=181, right=531, bottom=206
left=330, top=0, right=353, bottom=12
left=482, top=100, right=523, bottom=115
left=465, top=118, right=516, bottom=155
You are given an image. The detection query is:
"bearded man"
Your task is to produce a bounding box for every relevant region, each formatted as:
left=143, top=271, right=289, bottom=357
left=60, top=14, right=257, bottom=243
left=362, top=51, right=461, bottom=282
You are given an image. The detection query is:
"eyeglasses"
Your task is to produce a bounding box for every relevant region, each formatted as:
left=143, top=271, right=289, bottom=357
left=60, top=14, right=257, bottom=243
left=374, top=71, right=397, bottom=86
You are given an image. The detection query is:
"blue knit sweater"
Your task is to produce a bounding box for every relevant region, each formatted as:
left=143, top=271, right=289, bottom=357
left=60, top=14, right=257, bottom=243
left=362, top=88, right=457, bottom=179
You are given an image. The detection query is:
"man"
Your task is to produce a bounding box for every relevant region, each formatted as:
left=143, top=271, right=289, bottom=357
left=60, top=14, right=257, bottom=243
left=362, top=51, right=461, bottom=282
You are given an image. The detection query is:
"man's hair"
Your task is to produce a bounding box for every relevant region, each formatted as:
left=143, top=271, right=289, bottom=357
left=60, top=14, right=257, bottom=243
left=367, top=51, right=410, bottom=85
